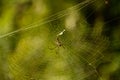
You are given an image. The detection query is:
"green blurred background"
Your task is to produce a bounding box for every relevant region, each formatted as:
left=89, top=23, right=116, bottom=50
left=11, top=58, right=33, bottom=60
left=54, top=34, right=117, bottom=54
left=0, top=0, right=120, bottom=80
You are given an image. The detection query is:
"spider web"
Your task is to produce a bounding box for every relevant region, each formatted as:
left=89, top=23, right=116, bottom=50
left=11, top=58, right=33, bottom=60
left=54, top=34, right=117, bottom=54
left=0, top=0, right=119, bottom=80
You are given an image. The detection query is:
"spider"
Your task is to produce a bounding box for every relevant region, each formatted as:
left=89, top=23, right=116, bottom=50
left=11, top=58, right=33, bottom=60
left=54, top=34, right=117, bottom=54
left=49, top=29, right=66, bottom=52
left=56, top=29, right=65, bottom=47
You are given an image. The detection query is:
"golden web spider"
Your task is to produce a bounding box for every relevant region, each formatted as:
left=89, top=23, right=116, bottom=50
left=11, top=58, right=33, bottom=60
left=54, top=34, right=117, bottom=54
left=56, top=29, right=65, bottom=46
left=49, top=29, right=66, bottom=51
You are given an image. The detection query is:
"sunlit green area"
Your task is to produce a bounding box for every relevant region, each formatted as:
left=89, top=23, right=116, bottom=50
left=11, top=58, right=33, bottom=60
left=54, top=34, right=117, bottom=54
left=0, top=0, right=120, bottom=80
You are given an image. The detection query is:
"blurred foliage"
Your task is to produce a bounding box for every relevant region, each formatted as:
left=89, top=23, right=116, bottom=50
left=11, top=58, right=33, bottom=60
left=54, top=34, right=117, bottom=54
left=0, top=0, right=120, bottom=80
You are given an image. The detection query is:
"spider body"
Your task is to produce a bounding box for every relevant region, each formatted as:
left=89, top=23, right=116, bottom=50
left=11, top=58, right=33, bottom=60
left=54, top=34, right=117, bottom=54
left=49, top=29, right=65, bottom=51
left=56, top=37, right=62, bottom=47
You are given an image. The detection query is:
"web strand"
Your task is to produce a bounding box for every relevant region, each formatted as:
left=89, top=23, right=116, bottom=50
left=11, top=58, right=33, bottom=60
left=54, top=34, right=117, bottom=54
left=0, top=0, right=96, bottom=39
